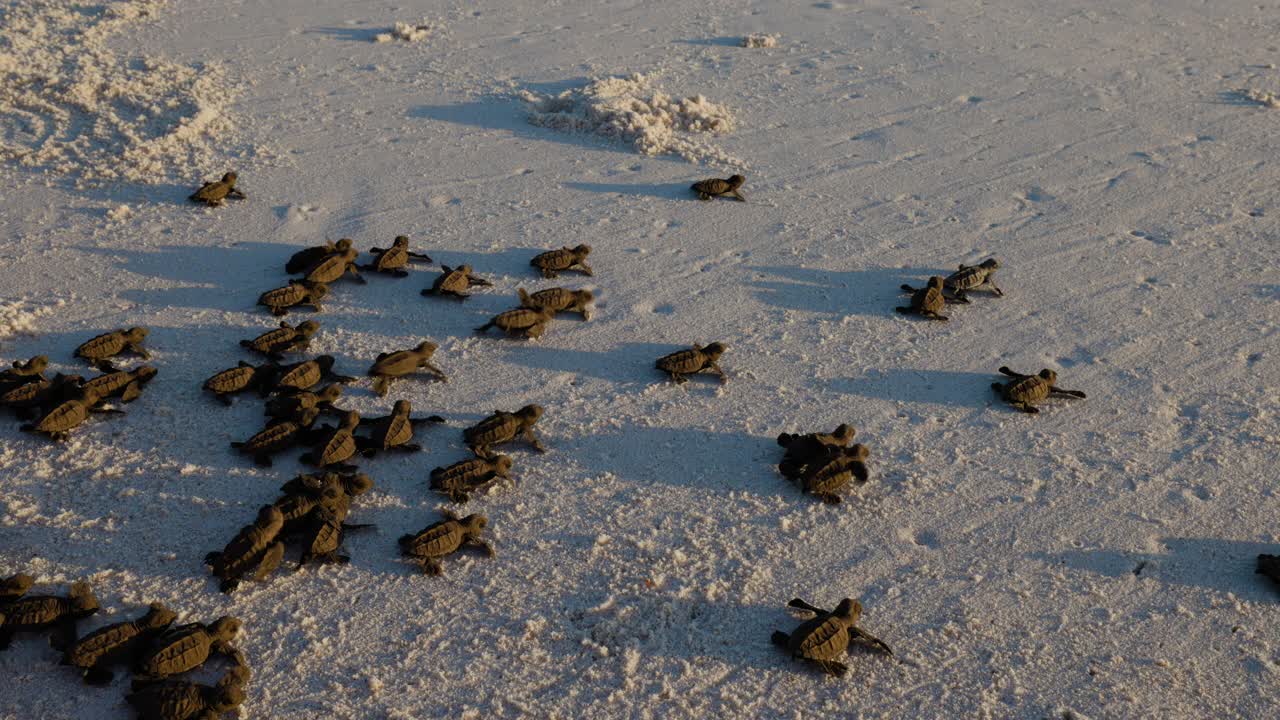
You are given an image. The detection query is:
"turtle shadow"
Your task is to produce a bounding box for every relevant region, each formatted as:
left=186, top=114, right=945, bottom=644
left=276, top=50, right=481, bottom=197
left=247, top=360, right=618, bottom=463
left=73, top=180, right=202, bottom=208
left=307, top=26, right=384, bottom=43
left=424, top=248, right=547, bottom=281
left=71, top=242, right=299, bottom=295
left=496, top=342, right=686, bottom=386
left=747, top=265, right=951, bottom=318
left=1032, top=537, right=1280, bottom=603
left=674, top=36, right=746, bottom=47
left=562, top=181, right=694, bottom=200
left=1212, top=90, right=1276, bottom=108
left=832, top=369, right=996, bottom=409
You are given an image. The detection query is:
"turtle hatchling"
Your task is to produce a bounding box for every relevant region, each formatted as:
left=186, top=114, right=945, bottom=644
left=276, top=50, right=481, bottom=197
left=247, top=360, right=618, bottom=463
left=655, top=342, right=728, bottom=384
left=20, top=386, right=113, bottom=441
left=368, top=341, right=447, bottom=396
left=359, top=400, right=444, bottom=456
left=400, top=510, right=494, bottom=575
left=945, top=258, right=1003, bottom=300
left=126, top=666, right=248, bottom=720
left=286, top=238, right=352, bottom=275
left=0, top=582, right=99, bottom=651
left=204, top=362, right=278, bottom=405
left=798, top=449, right=870, bottom=504
left=82, top=365, right=158, bottom=404
left=270, top=355, right=355, bottom=394
left=517, top=287, right=594, bottom=320
left=304, top=246, right=365, bottom=285
left=301, top=410, right=361, bottom=469
left=264, top=384, right=343, bottom=420
left=240, top=320, right=320, bottom=360
left=364, top=235, right=432, bottom=277
left=691, top=174, right=746, bottom=201
left=135, top=616, right=241, bottom=680
left=422, top=264, right=493, bottom=300
left=785, top=597, right=893, bottom=656
left=0, top=355, right=48, bottom=387
left=258, top=282, right=328, bottom=317
left=896, top=277, right=950, bottom=321
left=63, top=602, right=177, bottom=685
left=1, top=573, right=35, bottom=607
left=75, top=327, right=150, bottom=368
left=231, top=407, right=321, bottom=467
left=464, top=405, right=546, bottom=458
left=430, top=455, right=513, bottom=503
left=189, top=172, right=246, bottom=206
left=1, top=373, right=83, bottom=419
left=771, top=597, right=889, bottom=677
left=778, top=424, right=856, bottom=462
left=992, top=366, right=1086, bottom=414
left=530, top=244, right=593, bottom=278
left=475, top=306, right=556, bottom=340
left=205, top=506, right=285, bottom=594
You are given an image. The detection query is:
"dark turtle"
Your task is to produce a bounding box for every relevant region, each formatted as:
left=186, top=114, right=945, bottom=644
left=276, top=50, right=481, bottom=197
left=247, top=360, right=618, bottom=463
left=0, top=582, right=99, bottom=651
left=430, top=455, right=513, bottom=503
left=1258, top=555, right=1280, bottom=591
left=945, top=258, right=1003, bottom=300
left=770, top=598, right=886, bottom=676
left=517, top=287, right=594, bottom=320
left=126, top=669, right=247, bottom=720
left=655, top=342, right=728, bottom=384
left=304, top=247, right=365, bottom=285
left=279, top=471, right=373, bottom=502
left=20, top=387, right=115, bottom=441
left=368, top=341, right=446, bottom=396
left=231, top=407, right=321, bottom=467
left=896, top=277, right=950, bottom=320
left=798, top=449, right=870, bottom=504
left=421, top=264, right=493, bottom=300
left=301, top=410, right=361, bottom=469
left=780, top=442, right=869, bottom=483
left=75, top=327, right=150, bottom=368
left=1, top=373, right=83, bottom=420
left=785, top=598, right=893, bottom=656
left=399, top=510, right=493, bottom=575
left=364, top=235, right=432, bottom=277
left=258, top=282, right=328, bottom=317
left=82, top=365, right=158, bottom=404
left=264, top=384, right=343, bottom=419
left=530, top=244, right=593, bottom=278
left=286, top=238, right=353, bottom=275
left=0, top=355, right=49, bottom=387
left=189, top=172, right=246, bottom=206
left=778, top=424, right=856, bottom=461
left=358, top=400, right=444, bottom=456
left=0, top=573, right=35, bottom=607
left=464, top=405, right=546, bottom=458
left=204, top=362, right=278, bottom=405
left=273, top=472, right=373, bottom=531
left=474, top=306, right=556, bottom=339
left=240, top=320, right=320, bottom=360
left=205, top=506, right=286, bottom=594
left=992, top=367, right=1086, bottom=414
left=270, top=356, right=355, bottom=394
left=63, top=602, right=177, bottom=685
left=691, top=174, right=746, bottom=201
left=135, top=616, right=240, bottom=680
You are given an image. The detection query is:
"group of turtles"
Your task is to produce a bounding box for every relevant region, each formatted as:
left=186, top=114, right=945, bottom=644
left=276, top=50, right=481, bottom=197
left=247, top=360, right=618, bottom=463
left=1, top=574, right=248, bottom=719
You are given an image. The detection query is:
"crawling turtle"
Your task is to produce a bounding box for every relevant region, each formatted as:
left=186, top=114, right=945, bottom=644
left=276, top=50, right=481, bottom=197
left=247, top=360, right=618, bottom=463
left=82, top=365, right=158, bottom=404
left=189, top=172, right=246, bottom=207
left=0, top=574, right=35, bottom=607
left=20, top=387, right=115, bottom=441
left=655, top=342, right=728, bottom=384
left=273, top=472, right=372, bottom=531
left=270, top=355, right=355, bottom=394
left=1258, top=555, right=1280, bottom=591
left=421, top=264, right=493, bottom=300
left=464, top=405, right=546, bottom=458
left=1, top=373, right=83, bottom=419
left=301, top=410, right=361, bottom=469
left=126, top=665, right=248, bottom=720
left=286, top=238, right=353, bottom=275
left=304, top=247, right=365, bottom=285
left=780, top=442, right=868, bottom=482
left=0, top=582, right=99, bottom=651
left=0, top=355, right=49, bottom=387
left=896, top=277, right=952, bottom=320
left=691, top=174, right=746, bottom=201
left=205, top=506, right=285, bottom=594
left=231, top=407, right=321, bottom=467
left=364, top=235, right=432, bottom=277
left=991, top=367, right=1086, bottom=414
left=359, top=400, right=444, bottom=456
left=530, top=245, right=593, bottom=279
left=203, top=362, right=278, bottom=405
left=258, top=282, right=328, bottom=317
left=368, top=341, right=447, bottom=396
left=75, top=327, right=150, bottom=368
left=63, top=602, right=178, bottom=685
left=517, top=287, right=594, bottom=320
left=264, top=384, right=343, bottom=420
left=297, top=488, right=373, bottom=568
left=135, top=616, right=241, bottom=680
left=475, top=306, right=556, bottom=340
left=771, top=598, right=887, bottom=676
left=430, top=455, right=513, bottom=503
left=945, top=258, right=1003, bottom=300
left=778, top=425, right=856, bottom=461
left=798, top=449, right=870, bottom=504
left=399, top=510, right=494, bottom=575
left=240, top=320, right=320, bottom=360
left=785, top=598, right=893, bottom=656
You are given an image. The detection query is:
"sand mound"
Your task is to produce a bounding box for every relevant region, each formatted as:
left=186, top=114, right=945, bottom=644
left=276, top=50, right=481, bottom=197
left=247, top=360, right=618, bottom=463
left=741, top=33, right=778, bottom=48
left=0, top=0, right=239, bottom=183
left=1238, top=88, right=1280, bottom=108
left=374, top=21, right=440, bottom=43
left=521, top=74, right=740, bottom=166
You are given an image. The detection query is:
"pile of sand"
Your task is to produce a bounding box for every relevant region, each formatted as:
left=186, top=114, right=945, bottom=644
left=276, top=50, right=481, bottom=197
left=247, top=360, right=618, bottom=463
left=521, top=74, right=740, bottom=166
left=1239, top=88, right=1280, bottom=108
left=741, top=33, right=778, bottom=48
left=374, top=21, right=440, bottom=43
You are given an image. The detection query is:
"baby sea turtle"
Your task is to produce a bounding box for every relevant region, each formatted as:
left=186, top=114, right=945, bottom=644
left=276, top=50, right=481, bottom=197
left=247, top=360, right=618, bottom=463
left=274, top=472, right=373, bottom=531
left=1, top=373, right=83, bottom=420
left=785, top=597, right=893, bottom=656
left=359, top=400, right=444, bottom=456
left=258, top=282, right=328, bottom=317
left=189, top=172, right=246, bottom=207
left=517, top=287, right=594, bottom=320
left=304, top=247, right=365, bottom=285
left=475, top=306, right=556, bottom=340
left=945, top=258, right=1003, bottom=300
left=798, top=448, right=870, bottom=504
left=20, top=387, right=115, bottom=441
left=135, top=616, right=241, bottom=680
left=1257, top=555, right=1280, bottom=591
left=430, top=455, right=513, bottom=503
left=691, top=174, right=746, bottom=202
left=301, top=410, right=361, bottom=469
left=531, top=244, right=593, bottom=279
left=778, top=424, right=856, bottom=461
left=286, top=238, right=353, bottom=275
left=368, top=341, right=447, bottom=396
left=231, top=407, right=321, bottom=467
left=204, top=362, right=278, bottom=405
left=297, top=488, right=373, bottom=568
left=264, top=384, right=343, bottom=420
left=464, top=405, right=546, bottom=458
left=364, top=235, right=433, bottom=277
left=655, top=342, right=728, bottom=384
left=421, top=264, right=494, bottom=300
left=991, top=367, right=1086, bottom=414
left=270, top=355, right=355, bottom=394
left=0, top=355, right=48, bottom=386
left=82, top=365, right=158, bottom=404
left=205, top=506, right=285, bottom=594
left=63, top=602, right=177, bottom=685
left=240, top=320, right=320, bottom=360
left=1, top=573, right=35, bottom=606
left=399, top=510, right=494, bottom=575
left=0, top=582, right=99, bottom=651
left=896, top=277, right=950, bottom=321
left=770, top=597, right=889, bottom=676
left=126, top=666, right=248, bottom=720
left=75, top=327, right=150, bottom=368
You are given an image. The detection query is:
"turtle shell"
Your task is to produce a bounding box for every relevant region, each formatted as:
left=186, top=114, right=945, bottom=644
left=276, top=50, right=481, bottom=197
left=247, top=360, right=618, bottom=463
left=75, top=332, right=126, bottom=360
left=656, top=348, right=707, bottom=374
left=916, top=286, right=945, bottom=314
left=213, top=513, right=284, bottom=577
left=692, top=178, right=732, bottom=195
left=64, top=619, right=145, bottom=668
left=286, top=244, right=334, bottom=274
left=493, top=308, right=544, bottom=331
left=371, top=350, right=424, bottom=377
left=139, top=625, right=214, bottom=676
left=82, top=371, right=133, bottom=398
left=259, top=284, right=308, bottom=309
left=273, top=492, right=319, bottom=526
left=305, top=509, right=345, bottom=557
left=2, top=595, right=67, bottom=628
left=945, top=264, right=994, bottom=290
left=241, top=420, right=306, bottom=453
left=790, top=613, right=852, bottom=661
left=430, top=458, right=497, bottom=489
left=315, top=429, right=357, bottom=466
left=33, top=398, right=91, bottom=433
left=305, top=251, right=355, bottom=284
left=531, top=248, right=576, bottom=270
left=433, top=267, right=469, bottom=294
left=127, top=679, right=204, bottom=718
left=245, top=325, right=299, bottom=352
left=275, top=361, right=322, bottom=391
left=372, top=412, right=413, bottom=449
left=400, top=520, right=465, bottom=558
left=373, top=246, right=408, bottom=271
left=524, top=287, right=574, bottom=311
left=804, top=465, right=853, bottom=497
left=1006, top=375, right=1051, bottom=404
left=464, top=413, right=518, bottom=446
left=1, top=377, right=51, bottom=406
left=205, top=366, right=257, bottom=394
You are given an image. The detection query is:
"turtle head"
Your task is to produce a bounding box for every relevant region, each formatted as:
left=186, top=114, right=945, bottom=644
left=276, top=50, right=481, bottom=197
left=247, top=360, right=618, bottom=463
left=318, top=384, right=343, bottom=403
left=126, top=327, right=149, bottom=342
left=296, top=320, right=321, bottom=337
left=846, top=443, right=870, bottom=461
left=142, top=602, right=179, bottom=629
left=573, top=244, right=592, bottom=257
left=309, top=283, right=330, bottom=300
left=459, top=264, right=473, bottom=274
left=727, top=174, right=746, bottom=189
left=221, top=172, right=237, bottom=184
left=414, top=341, right=437, bottom=356
left=517, top=404, right=544, bottom=424
left=926, top=276, right=944, bottom=289
left=315, top=355, right=336, bottom=372
left=1038, top=369, right=1057, bottom=383
left=209, top=684, right=246, bottom=713
left=256, top=505, right=283, bottom=527
left=1, top=573, right=35, bottom=597
left=341, top=410, right=361, bottom=428
left=209, top=616, right=242, bottom=642
left=702, top=342, right=727, bottom=359
left=218, top=663, right=252, bottom=689
left=833, top=598, right=862, bottom=623
left=575, top=289, right=596, bottom=304
left=393, top=235, right=410, bottom=247
left=22, top=356, right=48, bottom=372
left=68, top=582, right=99, bottom=615
left=335, top=238, right=353, bottom=252
left=461, top=514, right=488, bottom=537
left=980, top=258, right=1000, bottom=269
left=832, top=424, right=855, bottom=443
left=344, top=473, right=374, bottom=496
left=134, top=366, right=160, bottom=383
left=392, top=399, right=412, bottom=415
left=493, top=455, right=514, bottom=475
left=297, top=407, right=321, bottom=426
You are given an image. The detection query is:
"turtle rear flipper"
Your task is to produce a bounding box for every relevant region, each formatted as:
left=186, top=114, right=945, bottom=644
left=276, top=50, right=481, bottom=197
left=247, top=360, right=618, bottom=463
left=817, top=659, right=848, bottom=677
left=83, top=665, right=114, bottom=686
